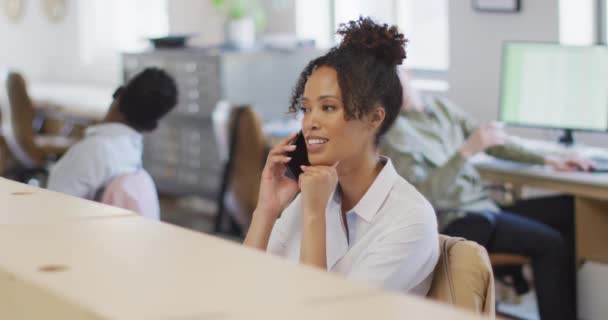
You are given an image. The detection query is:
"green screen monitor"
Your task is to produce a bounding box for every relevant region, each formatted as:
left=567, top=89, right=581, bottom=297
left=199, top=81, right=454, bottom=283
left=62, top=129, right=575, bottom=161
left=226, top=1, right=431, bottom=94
left=499, top=42, right=608, bottom=145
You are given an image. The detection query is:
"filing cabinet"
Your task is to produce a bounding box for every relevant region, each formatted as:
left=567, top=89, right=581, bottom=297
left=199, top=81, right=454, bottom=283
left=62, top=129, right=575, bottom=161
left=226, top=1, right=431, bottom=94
left=123, top=48, right=323, bottom=197
left=123, top=50, right=222, bottom=197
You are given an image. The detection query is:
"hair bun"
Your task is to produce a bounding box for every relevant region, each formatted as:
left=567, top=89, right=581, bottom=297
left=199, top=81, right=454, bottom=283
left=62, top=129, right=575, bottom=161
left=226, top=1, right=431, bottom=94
left=337, top=16, right=407, bottom=66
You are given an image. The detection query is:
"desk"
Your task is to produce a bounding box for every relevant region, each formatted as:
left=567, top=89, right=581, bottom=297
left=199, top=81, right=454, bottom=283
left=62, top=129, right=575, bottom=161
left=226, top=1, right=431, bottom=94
left=29, top=83, right=112, bottom=122
left=0, top=178, right=134, bottom=224
left=473, top=155, right=608, bottom=265
left=0, top=216, right=481, bottom=320
left=230, top=293, right=480, bottom=320
left=0, top=179, right=481, bottom=320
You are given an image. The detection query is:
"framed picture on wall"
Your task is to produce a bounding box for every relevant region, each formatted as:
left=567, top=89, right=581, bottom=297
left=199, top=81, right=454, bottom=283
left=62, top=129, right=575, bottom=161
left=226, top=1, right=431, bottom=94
left=473, top=0, right=521, bottom=13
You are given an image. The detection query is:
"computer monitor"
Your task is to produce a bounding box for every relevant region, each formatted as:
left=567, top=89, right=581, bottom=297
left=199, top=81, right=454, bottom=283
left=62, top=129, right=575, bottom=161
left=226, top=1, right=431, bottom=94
left=499, top=42, right=608, bottom=145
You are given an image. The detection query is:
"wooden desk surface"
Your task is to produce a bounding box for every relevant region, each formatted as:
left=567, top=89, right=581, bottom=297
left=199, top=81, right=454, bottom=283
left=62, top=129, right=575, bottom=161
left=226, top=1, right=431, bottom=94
left=473, top=155, right=608, bottom=200
left=0, top=216, right=481, bottom=320
left=0, top=216, right=373, bottom=319
left=227, top=292, right=482, bottom=320
left=0, top=178, right=134, bottom=224
left=473, top=155, right=608, bottom=267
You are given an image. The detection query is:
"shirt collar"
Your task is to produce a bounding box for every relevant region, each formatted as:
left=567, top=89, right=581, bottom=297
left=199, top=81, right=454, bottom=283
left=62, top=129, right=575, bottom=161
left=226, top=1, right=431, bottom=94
left=85, top=123, right=142, bottom=139
left=335, top=156, right=399, bottom=223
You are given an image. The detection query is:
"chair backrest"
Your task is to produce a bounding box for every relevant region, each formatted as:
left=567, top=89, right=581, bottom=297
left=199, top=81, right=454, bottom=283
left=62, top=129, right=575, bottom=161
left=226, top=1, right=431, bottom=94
left=427, top=235, right=495, bottom=317
left=212, top=101, right=266, bottom=230
left=1, top=71, right=46, bottom=167
left=230, top=106, right=265, bottom=221
left=100, top=170, right=160, bottom=220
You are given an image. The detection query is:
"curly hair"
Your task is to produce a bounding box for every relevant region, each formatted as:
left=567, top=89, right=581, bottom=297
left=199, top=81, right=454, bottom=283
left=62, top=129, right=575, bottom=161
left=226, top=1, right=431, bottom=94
left=288, top=16, right=407, bottom=143
left=119, top=68, right=178, bottom=132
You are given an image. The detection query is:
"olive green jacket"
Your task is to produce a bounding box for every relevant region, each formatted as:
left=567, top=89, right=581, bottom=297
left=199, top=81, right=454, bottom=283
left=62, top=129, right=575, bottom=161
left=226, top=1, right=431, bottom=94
left=382, top=95, right=545, bottom=230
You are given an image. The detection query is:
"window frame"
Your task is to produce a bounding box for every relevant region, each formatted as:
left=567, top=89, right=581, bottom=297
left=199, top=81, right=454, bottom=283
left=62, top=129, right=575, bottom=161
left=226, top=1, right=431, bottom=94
left=598, top=0, right=607, bottom=44
left=326, top=0, right=449, bottom=82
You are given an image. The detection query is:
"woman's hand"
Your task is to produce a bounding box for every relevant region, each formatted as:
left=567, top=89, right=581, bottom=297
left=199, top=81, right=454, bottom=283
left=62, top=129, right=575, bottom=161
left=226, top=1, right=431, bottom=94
left=299, top=163, right=339, bottom=216
left=254, top=132, right=300, bottom=220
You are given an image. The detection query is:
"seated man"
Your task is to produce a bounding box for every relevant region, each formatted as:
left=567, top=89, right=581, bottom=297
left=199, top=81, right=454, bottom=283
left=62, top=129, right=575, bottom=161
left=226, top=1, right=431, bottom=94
left=47, top=68, right=177, bottom=200
left=382, top=69, right=593, bottom=320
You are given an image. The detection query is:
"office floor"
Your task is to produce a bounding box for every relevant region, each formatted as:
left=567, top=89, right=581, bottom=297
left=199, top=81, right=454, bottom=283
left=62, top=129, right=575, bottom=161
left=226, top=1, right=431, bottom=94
left=159, top=195, right=215, bottom=233
left=159, top=194, right=243, bottom=242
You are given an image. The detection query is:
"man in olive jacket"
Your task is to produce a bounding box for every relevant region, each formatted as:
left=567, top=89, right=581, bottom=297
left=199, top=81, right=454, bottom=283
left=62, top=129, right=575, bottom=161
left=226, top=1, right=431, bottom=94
left=383, top=69, right=594, bottom=320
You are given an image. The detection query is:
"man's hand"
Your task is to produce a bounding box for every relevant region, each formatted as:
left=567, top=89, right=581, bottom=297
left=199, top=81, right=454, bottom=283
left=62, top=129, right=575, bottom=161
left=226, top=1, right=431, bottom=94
left=459, top=122, right=508, bottom=158
left=545, top=155, right=596, bottom=172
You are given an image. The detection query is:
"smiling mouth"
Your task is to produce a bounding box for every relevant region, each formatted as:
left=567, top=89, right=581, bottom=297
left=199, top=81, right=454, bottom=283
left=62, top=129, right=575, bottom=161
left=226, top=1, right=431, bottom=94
left=307, top=138, right=328, bottom=145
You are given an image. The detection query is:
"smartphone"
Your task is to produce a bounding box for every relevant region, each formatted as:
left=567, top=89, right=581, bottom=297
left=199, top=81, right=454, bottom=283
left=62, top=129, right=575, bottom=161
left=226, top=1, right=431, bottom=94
left=284, top=131, right=310, bottom=180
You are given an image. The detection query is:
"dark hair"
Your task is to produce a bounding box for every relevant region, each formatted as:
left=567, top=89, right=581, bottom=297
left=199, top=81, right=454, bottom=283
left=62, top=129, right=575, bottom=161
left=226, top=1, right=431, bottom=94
left=289, top=16, right=407, bottom=143
left=118, top=67, right=178, bottom=131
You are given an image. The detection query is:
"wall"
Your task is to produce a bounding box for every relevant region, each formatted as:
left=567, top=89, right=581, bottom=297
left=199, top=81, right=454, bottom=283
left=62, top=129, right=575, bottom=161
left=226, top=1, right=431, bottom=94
left=168, top=0, right=296, bottom=47
left=167, top=0, right=224, bottom=46
left=0, top=0, right=82, bottom=83
left=447, top=1, right=559, bottom=121
left=447, top=1, right=607, bottom=147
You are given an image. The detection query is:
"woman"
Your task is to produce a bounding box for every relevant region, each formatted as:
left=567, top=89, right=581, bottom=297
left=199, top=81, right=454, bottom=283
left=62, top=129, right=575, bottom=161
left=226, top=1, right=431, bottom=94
left=244, top=17, right=439, bottom=294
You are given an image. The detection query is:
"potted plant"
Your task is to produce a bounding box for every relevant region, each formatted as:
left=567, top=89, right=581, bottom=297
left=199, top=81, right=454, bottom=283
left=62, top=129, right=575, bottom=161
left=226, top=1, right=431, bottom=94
left=211, top=0, right=266, bottom=49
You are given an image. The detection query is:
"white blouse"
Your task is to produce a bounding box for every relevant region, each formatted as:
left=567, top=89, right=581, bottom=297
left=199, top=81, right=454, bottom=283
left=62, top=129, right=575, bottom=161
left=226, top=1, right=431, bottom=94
left=267, top=157, right=439, bottom=295
left=48, top=123, right=143, bottom=200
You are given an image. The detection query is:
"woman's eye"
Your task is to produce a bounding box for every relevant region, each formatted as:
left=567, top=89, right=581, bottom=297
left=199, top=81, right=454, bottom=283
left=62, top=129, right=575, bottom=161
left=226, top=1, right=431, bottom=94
left=322, top=105, right=336, bottom=111
left=298, top=105, right=309, bottom=113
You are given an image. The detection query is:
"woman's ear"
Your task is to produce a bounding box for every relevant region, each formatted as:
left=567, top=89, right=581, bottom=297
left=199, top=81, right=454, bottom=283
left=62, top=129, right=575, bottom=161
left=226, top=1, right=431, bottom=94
left=369, top=105, right=386, bottom=130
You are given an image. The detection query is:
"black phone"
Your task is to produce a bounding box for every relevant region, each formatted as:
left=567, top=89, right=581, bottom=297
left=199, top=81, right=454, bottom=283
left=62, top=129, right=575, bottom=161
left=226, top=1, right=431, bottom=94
left=284, top=131, right=310, bottom=180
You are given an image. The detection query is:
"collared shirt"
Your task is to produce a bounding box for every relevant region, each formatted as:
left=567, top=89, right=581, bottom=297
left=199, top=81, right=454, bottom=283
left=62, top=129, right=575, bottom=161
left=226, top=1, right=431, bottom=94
left=267, top=158, right=439, bottom=295
left=48, top=123, right=143, bottom=200
left=382, top=95, right=545, bottom=230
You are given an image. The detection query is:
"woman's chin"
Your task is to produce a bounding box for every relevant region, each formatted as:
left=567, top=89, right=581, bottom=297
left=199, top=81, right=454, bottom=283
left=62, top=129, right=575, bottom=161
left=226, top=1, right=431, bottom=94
left=308, top=154, right=337, bottom=166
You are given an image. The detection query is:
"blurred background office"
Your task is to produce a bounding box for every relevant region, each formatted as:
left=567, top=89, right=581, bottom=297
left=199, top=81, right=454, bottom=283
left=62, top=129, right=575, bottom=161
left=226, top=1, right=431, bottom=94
left=1, top=1, right=607, bottom=319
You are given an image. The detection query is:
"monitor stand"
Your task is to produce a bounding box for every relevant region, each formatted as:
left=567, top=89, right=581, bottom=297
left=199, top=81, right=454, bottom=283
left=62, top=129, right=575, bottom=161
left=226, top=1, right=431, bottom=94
left=558, top=129, right=574, bottom=147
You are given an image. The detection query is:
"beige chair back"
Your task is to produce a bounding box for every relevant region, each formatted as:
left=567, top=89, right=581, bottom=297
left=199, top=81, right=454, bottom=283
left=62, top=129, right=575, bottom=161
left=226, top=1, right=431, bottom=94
left=427, top=235, right=495, bottom=318
left=2, top=72, right=46, bottom=167
left=229, top=106, right=265, bottom=227
left=212, top=102, right=266, bottom=232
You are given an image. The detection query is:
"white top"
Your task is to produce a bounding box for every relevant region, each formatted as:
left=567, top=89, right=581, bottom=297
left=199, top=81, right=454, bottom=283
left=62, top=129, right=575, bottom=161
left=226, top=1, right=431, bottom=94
left=267, top=158, right=439, bottom=295
left=47, top=123, right=143, bottom=200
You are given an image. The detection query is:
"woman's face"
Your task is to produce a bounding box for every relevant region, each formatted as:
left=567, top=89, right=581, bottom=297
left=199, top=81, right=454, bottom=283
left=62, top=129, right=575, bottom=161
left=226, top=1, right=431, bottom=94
left=299, top=66, right=378, bottom=166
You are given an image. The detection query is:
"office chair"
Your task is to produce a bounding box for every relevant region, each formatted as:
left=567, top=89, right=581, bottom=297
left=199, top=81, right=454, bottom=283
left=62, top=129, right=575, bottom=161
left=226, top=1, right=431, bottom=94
left=427, top=235, right=496, bottom=317
left=1, top=72, right=77, bottom=166
left=212, top=101, right=266, bottom=235
left=99, top=170, right=160, bottom=220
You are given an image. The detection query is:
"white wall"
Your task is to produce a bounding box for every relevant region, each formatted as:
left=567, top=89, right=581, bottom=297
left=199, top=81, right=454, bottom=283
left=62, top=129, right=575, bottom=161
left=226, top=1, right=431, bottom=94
left=168, top=0, right=224, bottom=46
left=447, top=1, right=607, bottom=147
left=0, top=1, right=126, bottom=86
left=168, top=0, right=296, bottom=47
left=261, top=0, right=295, bottom=34
left=0, top=0, right=82, bottom=83
left=0, top=0, right=296, bottom=84
left=447, top=1, right=560, bottom=122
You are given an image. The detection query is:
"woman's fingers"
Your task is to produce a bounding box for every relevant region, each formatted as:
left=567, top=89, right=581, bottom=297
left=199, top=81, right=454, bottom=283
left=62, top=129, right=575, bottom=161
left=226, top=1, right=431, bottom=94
left=269, top=155, right=291, bottom=165
left=273, top=132, right=298, bottom=149
left=268, top=139, right=297, bottom=156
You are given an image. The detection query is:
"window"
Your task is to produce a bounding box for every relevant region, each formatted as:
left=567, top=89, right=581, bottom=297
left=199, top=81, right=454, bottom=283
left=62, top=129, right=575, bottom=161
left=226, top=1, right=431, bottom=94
left=78, top=0, right=169, bottom=83
left=295, top=0, right=448, bottom=73
left=295, top=0, right=333, bottom=48
left=558, top=0, right=595, bottom=45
